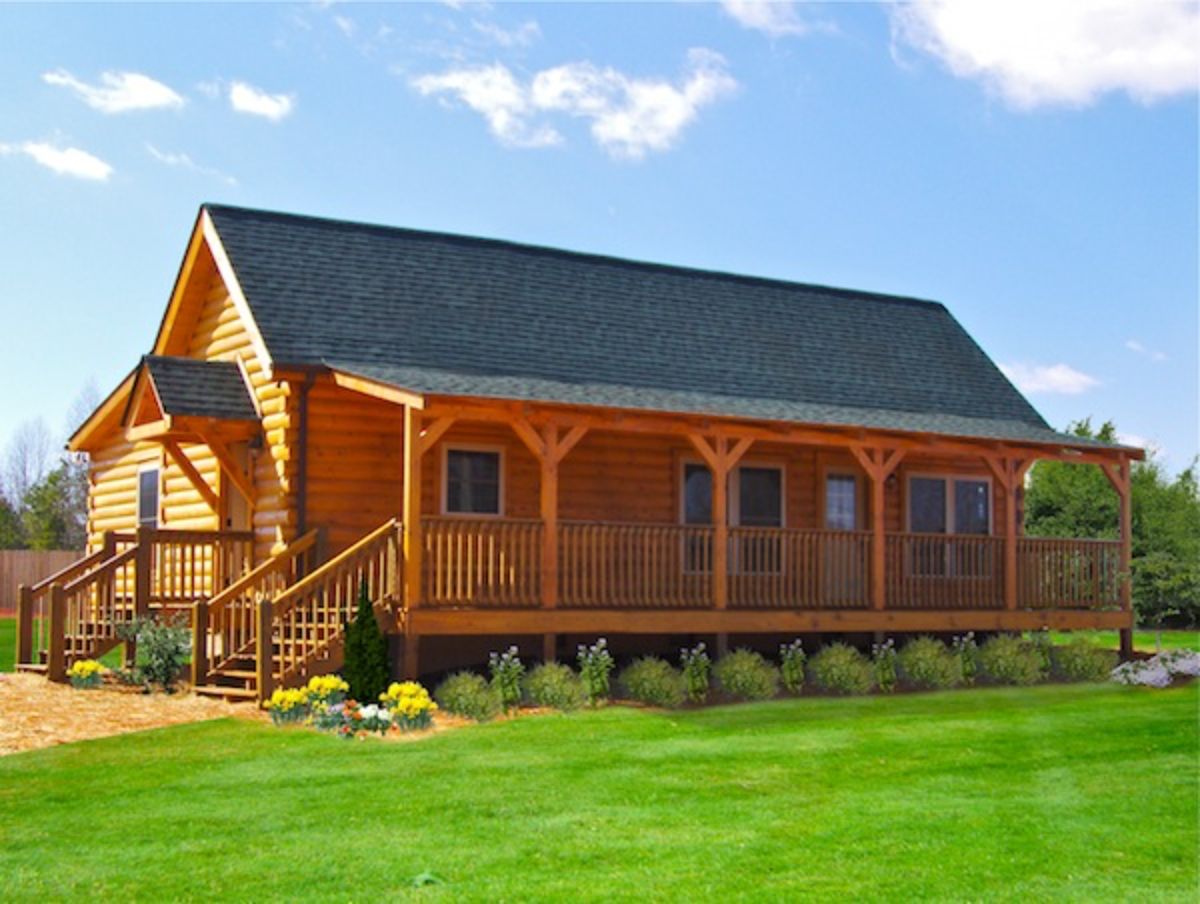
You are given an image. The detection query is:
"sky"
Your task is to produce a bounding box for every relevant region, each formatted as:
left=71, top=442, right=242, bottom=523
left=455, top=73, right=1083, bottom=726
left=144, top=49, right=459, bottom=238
left=0, top=0, right=1196, bottom=478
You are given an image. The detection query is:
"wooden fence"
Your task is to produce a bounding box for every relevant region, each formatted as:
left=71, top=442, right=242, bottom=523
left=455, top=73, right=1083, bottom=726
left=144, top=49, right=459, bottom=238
left=0, top=550, right=81, bottom=613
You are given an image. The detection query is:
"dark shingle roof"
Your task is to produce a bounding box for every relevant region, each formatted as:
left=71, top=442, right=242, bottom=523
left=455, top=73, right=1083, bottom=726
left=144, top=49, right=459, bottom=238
left=203, top=204, right=1079, bottom=446
left=144, top=355, right=258, bottom=421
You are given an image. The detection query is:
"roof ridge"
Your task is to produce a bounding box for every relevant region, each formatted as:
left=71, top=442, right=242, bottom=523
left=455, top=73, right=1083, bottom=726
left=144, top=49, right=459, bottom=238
left=202, top=202, right=946, bottom=311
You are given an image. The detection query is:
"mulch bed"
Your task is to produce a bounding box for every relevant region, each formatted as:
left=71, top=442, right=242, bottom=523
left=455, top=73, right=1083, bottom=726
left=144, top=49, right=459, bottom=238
left=0, top=673, right=260, bottom=756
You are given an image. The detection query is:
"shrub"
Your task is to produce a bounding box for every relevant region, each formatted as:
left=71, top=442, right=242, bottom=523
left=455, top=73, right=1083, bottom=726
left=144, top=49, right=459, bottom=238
left=619, top=657, right=686, bottom=708
left=524, top=662, right=585, bottom=711
left=978, top=635, right=1048, bottom=686
left=714, top=649, right=780, bottom=701
left=872, top=639, right=897, bottom=693
left=434, top=671, right=502, bottom=722
left=1029, top=628, right=1054, bottom=676
left=779, top=639, right=806, bottom=695
left=1052, top=640, right=1118, bottom=683
left=342, top=580, right=390, bottom=703
left=117, top=613, right=190, bottom=693
left=67, top=659, right=105, bottom=689
left=807, top=643, right=874, bottom=695
left=680, top=642, right=711, bottom=703
left=897, top=636, right=963, bottom=690
left=379, top=681, right=438, bottom=730
left=576, top=638, right=615, bottom=706
left=952, top=632, right=979, bottom=686
left=488, top=646, right=525, bottom=712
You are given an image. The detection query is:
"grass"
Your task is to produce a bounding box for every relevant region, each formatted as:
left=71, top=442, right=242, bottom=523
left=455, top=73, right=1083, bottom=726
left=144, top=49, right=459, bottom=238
left=1049, top=629, right=1199, bottom=653
left=0, top=617, right=144, bottom=673
left=0, top=683, right=1195, bottom=901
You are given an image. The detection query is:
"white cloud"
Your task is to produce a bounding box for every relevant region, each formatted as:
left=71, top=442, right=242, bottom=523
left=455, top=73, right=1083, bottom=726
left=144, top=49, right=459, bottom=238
left=0, top=140, right=113, bottom=181
left=472, top=19, right=541, bottom=48
left=412, top=48, right=736, bottom=159
left=42, top=69, right=184, bottom=114
left=333, top=14, right=356, bottom=38
left=229, top=81, right=295, bottom=121
left=891, top=0, right=1200, bottom=109
left=196, top=80, right=221, bottom=100
left=146, top=144, right=237, bottom=186
left=999, top=362, right=1100, bottom=395
left=721, top=1, right=813, bottom=38
left=1125, top=338, right=1167, bottom=362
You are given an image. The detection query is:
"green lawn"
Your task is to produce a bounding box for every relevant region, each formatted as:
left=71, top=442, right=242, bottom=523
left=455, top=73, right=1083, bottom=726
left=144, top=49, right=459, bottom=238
left=0, top=683, right=1195, bottom=901
left=0, top=617, right=130, bottom=673
left=1050, top=629, right=1199, bottom=653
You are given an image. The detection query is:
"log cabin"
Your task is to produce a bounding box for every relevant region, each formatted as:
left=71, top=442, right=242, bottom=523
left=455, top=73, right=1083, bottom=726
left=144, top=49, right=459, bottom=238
left=16, top=204, right=1141, bottom=700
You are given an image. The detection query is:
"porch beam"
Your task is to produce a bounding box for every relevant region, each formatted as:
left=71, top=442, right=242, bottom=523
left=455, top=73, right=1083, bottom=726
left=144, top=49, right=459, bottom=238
left=849, top=445, right=905, bottom=611
left=687, top=434, right=753, bottom=609
left=418, top=416, right=456, bottom=457
left=162, top=440, right=219, bottom=512
left=201, top=432, right=255, bottom=506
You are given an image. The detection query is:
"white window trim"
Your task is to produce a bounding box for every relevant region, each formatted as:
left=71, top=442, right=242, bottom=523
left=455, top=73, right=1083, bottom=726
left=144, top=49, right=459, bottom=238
left=905, top=472, right=994, bottom=536
left=440, top=443, right=506, bottom=518
left=677, top=457, right=786, bottom=528
left=137, top=462, right=161, bottom=529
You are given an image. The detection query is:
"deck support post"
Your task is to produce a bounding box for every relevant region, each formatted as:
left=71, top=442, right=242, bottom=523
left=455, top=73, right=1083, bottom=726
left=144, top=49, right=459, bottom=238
left=255, top=597, right=274, bottom=702
left=47, top=584, right=66, bottom=682
left=15, top=584, right=33, bottom=666
left=511, top=419, right=588, bottom=609
left=403, top=632, right=420, bottom=681
left=542, top=633, right=557, bottom=663
left=191, top=600, right=209, bottom=688
left=850, top=446, right=905, bottom=611
left=984, top=455, right=1033, bottom=611
left=131, top=526, right=153, bottom=667
left=687, top=434, right=753, bottom=610
left=1102, top=458, right=1135, bottom=660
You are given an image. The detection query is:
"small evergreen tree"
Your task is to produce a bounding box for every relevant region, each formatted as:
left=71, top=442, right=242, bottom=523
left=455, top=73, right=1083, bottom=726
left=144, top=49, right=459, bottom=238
left=342, top=580, right=390, bottom=702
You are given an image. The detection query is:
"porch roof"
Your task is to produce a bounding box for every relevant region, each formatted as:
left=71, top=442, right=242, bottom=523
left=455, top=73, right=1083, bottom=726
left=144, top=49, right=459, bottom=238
left=140, top=355, right=259, bottom=422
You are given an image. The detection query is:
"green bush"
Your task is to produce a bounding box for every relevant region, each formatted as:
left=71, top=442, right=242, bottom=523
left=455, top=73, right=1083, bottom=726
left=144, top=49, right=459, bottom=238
left=116, top=613, right=190, bottom=693
left=680, top=642, right=711, bottom=703
left=952, top=632, right=979, bottom=686
left=618, top=657, right=686, bottom=708
left=576, top=638, right=615, bottom=706
left=807, top=643, right=874, bottom=695
left=779, top=639, right=806, bottom=695
left=434, top=672, right=502, bottom=722
left=342, top=580, right=391, bottom=703
left=524, top=662, right=585, bottom=711
left=978, top=635, right=1048, bottom=686
left=488, top=646, right=525, bottom=712
left=897, top=636, right=964, bottom=690
left=1052, top=639, right=1119, bottom=682
left=713, top=649, right=780, bottom=701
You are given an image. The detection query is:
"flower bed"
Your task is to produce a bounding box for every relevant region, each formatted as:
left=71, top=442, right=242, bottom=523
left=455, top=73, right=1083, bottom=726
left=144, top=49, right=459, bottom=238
left=263, top=675, right=437, bottom=738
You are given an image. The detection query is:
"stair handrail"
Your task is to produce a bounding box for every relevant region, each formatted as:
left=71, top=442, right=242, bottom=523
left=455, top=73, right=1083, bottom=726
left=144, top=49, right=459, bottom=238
left=271, top=519, right=400, bottom=616
left=29, top=548, right=109, bottom=595
left=206, top=529, right=321, bottom=615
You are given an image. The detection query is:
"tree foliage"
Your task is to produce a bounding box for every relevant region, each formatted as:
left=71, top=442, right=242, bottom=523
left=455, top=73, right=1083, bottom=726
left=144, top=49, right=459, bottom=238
left=1025, top=419, right=1200, bottom=626
left=342, top=580, right=391, bottom=702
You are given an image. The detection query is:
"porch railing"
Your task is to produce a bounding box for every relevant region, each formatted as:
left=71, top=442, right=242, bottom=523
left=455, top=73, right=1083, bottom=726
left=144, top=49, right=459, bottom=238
left=728, top=528, right=872, bottom=609
left=885, top=533, right=1005, bottom=609
left=1018, top=537, right=1121, bottom=610
left=559, top=522, right=714, bottom=608
left=422, top=517, right=542, bottom=607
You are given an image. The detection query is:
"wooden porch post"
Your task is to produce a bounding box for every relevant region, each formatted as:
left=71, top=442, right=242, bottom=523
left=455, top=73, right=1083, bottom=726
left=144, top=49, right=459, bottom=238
left=191, top=600, right=209, bottom=688
left=256, top=597, right=274, bottom=702
left=687, top=435, right=753, bottom=610
left=401, top=407, right=455, bottom=681
left=984, top=455, right=1032, bottom=611
left=1103, top=458, right=1134, bottom=659
left=850, top=446, right=905, bottom=611
left=15, top=584, right=33, bottom=666
left=47, top=583, right=66, bottom=682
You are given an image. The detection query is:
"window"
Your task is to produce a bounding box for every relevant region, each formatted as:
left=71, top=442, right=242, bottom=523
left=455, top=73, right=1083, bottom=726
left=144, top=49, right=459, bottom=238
left=681, top=462, right=784, bottom=574
left=444, top=449, right=501, bottom=515
left=682, top=463, right=712, bottom=525
left=737, top=467, right=782, bottom=528
left=824, top=474, right=858, bottom=531
left=907, top=475, right=993, bottom=577
left=907, top=476, right=990, bottom=535
left=137, top=468, right=159, bottom=528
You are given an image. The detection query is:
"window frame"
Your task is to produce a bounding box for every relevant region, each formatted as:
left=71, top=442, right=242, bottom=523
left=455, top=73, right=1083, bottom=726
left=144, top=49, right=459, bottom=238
left=440, top=443, right=506, bottom=518
left=137, top=463, right=161, bottom=529
left=676, top=457, right=787, bottom=528
left=820, top=467, right=864, bottom=532
left=904, top=472, right=994, bottom=536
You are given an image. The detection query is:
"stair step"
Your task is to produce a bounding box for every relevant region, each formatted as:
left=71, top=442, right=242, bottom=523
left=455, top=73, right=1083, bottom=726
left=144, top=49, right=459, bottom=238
left=194, top=684, right=258, bottom=701
left=15, top=663, right=49, bottom=674
left=212, top=669, right=257, bottom=680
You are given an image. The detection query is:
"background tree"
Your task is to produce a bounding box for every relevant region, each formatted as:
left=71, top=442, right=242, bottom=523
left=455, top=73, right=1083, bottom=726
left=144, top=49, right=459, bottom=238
left=342, top=580, right=390, bottom=701
left=0, top=487, right=24, bottom=548
left=1025, top=419, right=1200, bottom=627
left=3, top=418, right=53, bottom=510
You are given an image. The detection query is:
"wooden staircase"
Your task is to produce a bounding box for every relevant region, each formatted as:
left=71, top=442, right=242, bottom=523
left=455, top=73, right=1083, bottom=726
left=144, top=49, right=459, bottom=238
left=15, top=528, right=252, bottom=679
left=193, top=520, right=402, bottom=702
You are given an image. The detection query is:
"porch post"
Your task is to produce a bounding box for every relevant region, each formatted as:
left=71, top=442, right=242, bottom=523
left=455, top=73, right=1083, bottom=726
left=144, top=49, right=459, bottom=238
left=984, top=455, right=1031, bottom=612
left=402, top=405, right=423, bottom=681
left=1103, top=458, right=1134, bottom=659
left=850, top=446, right=905, bottom=612
left=47, top=584, right=66, bottom=682
left=687, top=434, right=753, bottom=610
left=15, top=584, right=33, bottom=665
